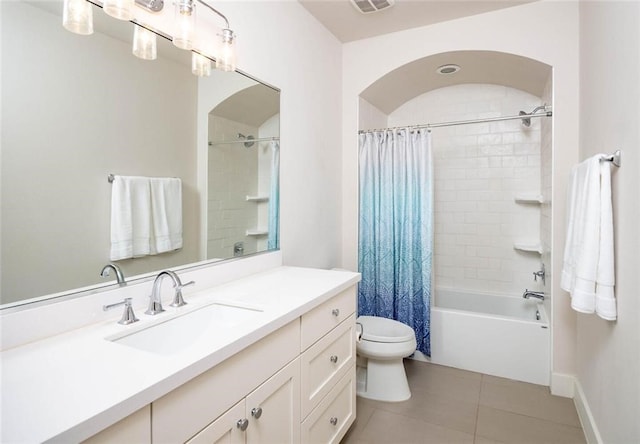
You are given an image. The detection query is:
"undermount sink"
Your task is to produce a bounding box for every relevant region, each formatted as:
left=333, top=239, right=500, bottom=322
left=107, top=302, right=263, bottom=355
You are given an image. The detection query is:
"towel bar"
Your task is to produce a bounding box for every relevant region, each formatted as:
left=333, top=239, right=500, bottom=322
left=601, top=150, right=621, bottom=167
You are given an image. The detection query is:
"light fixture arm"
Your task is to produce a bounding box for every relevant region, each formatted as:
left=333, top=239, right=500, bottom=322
left=195, top=0, right=230, bottom=29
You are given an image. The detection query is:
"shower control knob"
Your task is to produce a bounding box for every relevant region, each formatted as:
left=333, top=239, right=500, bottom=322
left=330, top=417, right=338, bottom=426
left=332, top=309, right=340, bottom=317
left=236, top=418, right=249, bottom=431
left=330, top=355, right=338, bottom=364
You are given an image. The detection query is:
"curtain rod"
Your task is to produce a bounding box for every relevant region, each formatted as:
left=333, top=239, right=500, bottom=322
left=358, top=108, right=552, bottom=134
left=209, top=136, right=280, bottom=147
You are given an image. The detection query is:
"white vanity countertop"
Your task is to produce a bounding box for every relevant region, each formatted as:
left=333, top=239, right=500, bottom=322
left=0, top=266, right=360, bottom=443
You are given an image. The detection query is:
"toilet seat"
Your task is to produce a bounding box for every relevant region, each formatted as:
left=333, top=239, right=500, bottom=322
left=357, top=316, right=415, bottom=343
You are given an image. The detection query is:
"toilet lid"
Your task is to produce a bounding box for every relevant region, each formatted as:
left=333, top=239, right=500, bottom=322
left=357, top=316, right=416, bottom=343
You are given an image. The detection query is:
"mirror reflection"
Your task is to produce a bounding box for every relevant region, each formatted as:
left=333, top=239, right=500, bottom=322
left=0, top=0, right=280, bottom=307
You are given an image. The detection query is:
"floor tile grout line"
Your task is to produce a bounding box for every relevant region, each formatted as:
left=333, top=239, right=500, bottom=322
left=479, top=404, right=585, bottom=430
left=474, top=374, right=485, bottom=442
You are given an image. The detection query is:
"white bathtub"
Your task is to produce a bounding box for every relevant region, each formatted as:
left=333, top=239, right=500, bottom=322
left=430, top=288, right=550, bottom=385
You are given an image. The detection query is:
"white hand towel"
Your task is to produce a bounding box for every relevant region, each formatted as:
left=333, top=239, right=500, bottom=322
left=560, top=163, right=581, bottom=293
left=560, top=155, right=616, bottom=319
left=110, top=176, right=152, bottom=261
left=149, top=177, right=183, bottom=255
left=595, top=161, right=616, bottom=320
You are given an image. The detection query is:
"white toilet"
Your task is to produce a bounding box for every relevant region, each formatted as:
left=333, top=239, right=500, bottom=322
left=356, top=315, right=417, bottom=402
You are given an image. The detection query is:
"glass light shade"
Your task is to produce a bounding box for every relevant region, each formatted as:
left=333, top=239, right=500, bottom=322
left=215, top=30, right=236, bottom=72
left=133, top=25, right=157, bottom=60
left=103, top=0, right=135, bottom=20
left=62, top=0, right=93, bottom=35
left=173, top=0, right=195, bottom=50
left=191, top=52, right=212, bottom=77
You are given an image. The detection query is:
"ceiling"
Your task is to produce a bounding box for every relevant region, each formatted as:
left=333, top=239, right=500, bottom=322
left=299, top=1, right=549, bottom=114
left=299, top=0, right=537, bottom=43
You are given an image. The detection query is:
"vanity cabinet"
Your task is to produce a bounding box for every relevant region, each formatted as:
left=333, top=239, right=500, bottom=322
left=84, top=285, right=357, bottom=444
left=82, top=406, right=151, bottom=444
left=152, top=320, right=300, bottom=443
left=300, top=288, right=356, bottom=444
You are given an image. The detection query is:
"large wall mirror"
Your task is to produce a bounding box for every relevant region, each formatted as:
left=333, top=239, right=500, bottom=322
left=0, top=0, right=280, bottom=307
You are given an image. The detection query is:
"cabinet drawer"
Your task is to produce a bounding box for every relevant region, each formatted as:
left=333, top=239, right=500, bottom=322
left=301, top=286, right=356, bottom=351
left=152, top=320, right=300, bottom=443
left=301, top=366, right=356, bottom=444
left=301, top=315, right=355, bottom=418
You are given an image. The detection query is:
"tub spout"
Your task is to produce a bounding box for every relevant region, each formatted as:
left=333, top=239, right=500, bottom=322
left=523, top=289, right=545, bottom=301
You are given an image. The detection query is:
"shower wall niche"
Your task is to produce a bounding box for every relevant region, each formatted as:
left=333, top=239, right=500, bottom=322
left=388, top=84, right=545, bottom=295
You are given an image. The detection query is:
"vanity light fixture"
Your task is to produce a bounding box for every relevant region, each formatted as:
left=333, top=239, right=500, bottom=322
left=173, top=0, right=196, bottom=50
left=216, top=28, right=236, bottom=72
left=62, top=0, right=94, bottom=35
left=192, top=52, right=212, bottom=76
left=103, top=0, right=135, bottom=20
left=167, top=0, right=237, bottom=73
left=62, top=0, right=237, bottom=74
left=132, top=24, right=157, bottom=60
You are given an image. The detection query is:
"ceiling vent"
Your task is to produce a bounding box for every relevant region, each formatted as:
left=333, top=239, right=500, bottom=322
left=350, top=0, right=395, bottom=14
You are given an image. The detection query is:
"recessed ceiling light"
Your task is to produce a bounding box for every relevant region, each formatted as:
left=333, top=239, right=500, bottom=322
left=437, top=64, right=461, bottom=75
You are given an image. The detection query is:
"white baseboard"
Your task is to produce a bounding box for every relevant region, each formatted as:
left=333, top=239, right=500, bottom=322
left=551, top=372, right=575, bottom=398
left=574, top=379, right=603, bottom=444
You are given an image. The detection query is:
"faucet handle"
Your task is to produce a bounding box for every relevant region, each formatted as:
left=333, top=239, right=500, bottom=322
left=533, top=264, right=546, bottom=285
left=170, top=280, right=195, bottom=308
left=103, top=298, right=139, bottom=325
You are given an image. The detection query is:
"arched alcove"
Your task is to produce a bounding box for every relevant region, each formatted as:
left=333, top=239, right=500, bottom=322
left=356, top=50, right=554, bottom=382
left=360, top=50, right=551, bottom=116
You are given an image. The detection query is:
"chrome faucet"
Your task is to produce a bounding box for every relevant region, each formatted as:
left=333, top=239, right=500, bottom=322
left=100, top=263, right=126, bottom=286
left=103, top=297, right=139, bottom=325
left=523, top=289, right=545, bottom=301
left=145, top=270, right=195, bottom=315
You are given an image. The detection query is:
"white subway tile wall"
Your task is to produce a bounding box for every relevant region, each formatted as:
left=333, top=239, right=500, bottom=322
left=389, top=84, right=544, bottom=295
left=207, top=116, right=259, bottom=259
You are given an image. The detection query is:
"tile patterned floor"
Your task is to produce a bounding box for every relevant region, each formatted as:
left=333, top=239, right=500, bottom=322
left=342, top=359, right=586, bottom=444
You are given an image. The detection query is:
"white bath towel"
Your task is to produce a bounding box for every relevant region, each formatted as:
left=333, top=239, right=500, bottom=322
left=560, top=155, right=616, bottom=320
left=110, top=176, right=152, bottom=261
left=595, top=161, right=616, bottom=320
left=149, top=177, right=183, bottom=254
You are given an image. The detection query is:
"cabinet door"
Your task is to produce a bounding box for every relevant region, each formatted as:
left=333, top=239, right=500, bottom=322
left=245, top=358, right=300, bottom=444
left=187, top=401, right=246, bottom=444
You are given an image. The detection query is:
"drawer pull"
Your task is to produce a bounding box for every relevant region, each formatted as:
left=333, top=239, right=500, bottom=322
left=330, top=416, right=338, bottom=426
left=237, top=418, right=249, bottom=431
left=330, top=355, right=338, bottom=364
left=332, top=309, right=340, bottom=317
left=251, top=407, right=263, bottom=419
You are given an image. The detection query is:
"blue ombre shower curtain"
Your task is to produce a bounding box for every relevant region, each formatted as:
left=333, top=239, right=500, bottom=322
left=358, top=128, right=433, bottom=355
left=267, top=140, right=280, bottom=250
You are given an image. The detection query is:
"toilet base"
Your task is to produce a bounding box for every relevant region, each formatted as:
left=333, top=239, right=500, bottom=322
left=356, top=357, right=411, bottom=402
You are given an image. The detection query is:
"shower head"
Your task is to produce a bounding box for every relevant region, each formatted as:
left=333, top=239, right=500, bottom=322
left=237, top=133, right=255, bottom=148
left=520, top=105, right=549, bottom=127
left=519, top=110, right=531, bottom=127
